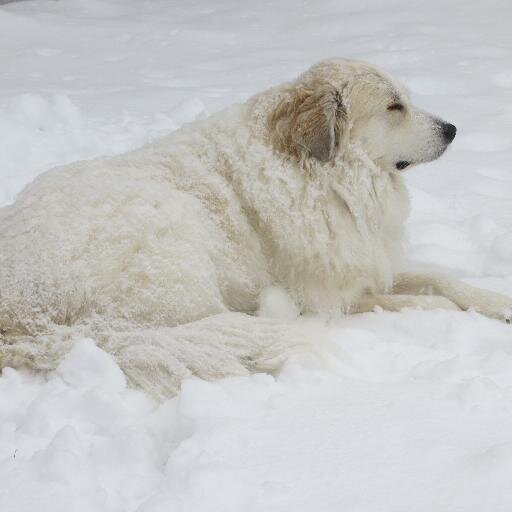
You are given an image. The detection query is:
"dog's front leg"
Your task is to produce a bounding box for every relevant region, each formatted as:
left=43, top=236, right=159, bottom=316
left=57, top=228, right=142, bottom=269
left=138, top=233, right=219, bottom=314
left=353, top=293, right=460, bottom=314
left=393, top=272, right=512, bottom=322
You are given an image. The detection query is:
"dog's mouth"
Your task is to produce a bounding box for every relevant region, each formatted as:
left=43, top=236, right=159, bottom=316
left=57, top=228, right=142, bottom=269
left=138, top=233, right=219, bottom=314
left=395, top=161, right=410, bottom=170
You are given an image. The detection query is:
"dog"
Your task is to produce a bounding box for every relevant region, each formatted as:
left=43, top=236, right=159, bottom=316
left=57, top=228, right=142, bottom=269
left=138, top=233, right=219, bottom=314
left=1, top=58, right=511, bottom=398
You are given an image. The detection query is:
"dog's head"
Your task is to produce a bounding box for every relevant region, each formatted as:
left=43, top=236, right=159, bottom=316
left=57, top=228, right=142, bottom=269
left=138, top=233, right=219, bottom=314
left=267, top=59, right=456, bottom=171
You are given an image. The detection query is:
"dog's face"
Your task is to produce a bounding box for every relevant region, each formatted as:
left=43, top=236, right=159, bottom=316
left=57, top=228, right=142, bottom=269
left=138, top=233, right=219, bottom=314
left=268, top=59, right=456, bottom=171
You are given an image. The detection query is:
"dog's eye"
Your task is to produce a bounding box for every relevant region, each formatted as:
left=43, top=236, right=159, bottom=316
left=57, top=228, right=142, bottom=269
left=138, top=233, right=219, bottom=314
left=387, top=103, right=404, bottom=112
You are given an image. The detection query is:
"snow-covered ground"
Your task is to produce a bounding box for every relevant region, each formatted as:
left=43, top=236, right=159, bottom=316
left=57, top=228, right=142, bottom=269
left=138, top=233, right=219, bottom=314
left=2, top=0, right=512, bottom=510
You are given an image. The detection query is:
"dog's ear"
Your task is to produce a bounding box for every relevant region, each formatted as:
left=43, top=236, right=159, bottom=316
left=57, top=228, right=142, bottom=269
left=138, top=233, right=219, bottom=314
left=269, top=82, right=346, bottom=163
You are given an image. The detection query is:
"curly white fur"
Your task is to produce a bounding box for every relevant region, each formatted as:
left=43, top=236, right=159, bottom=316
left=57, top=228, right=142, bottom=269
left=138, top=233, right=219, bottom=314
left=1, top=59, right=510, bottom=398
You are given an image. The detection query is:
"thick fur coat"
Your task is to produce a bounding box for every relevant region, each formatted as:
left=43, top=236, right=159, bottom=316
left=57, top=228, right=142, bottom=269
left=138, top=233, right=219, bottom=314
left=1, top=59, right=510, bottom=397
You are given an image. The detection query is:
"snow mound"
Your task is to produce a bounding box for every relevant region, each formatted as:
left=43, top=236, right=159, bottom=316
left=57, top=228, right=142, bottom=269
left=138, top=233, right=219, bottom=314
left=56, top=339, right=126, bottom=391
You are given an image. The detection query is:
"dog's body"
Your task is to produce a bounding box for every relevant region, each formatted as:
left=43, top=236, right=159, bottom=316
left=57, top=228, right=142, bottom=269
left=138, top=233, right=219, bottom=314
left=1, top=59, right=511, bottom=397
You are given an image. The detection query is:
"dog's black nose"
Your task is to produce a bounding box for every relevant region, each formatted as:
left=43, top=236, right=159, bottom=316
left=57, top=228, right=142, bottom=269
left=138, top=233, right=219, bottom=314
left=442, top=123, right=457, bottom=143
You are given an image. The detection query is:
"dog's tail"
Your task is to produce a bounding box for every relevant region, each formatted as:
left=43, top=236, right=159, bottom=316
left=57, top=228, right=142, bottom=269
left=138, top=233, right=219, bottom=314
left=0, top=313, right=316, bottom=400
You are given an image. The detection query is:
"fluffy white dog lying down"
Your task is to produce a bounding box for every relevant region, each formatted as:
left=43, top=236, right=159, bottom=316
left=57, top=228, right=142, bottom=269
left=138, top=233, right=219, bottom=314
left=1, top=59, right=511, bottom=397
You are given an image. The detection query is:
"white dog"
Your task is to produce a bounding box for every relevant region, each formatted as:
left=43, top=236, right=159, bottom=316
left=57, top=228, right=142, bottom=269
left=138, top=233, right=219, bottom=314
left=1, top=59, right=511, bottom=397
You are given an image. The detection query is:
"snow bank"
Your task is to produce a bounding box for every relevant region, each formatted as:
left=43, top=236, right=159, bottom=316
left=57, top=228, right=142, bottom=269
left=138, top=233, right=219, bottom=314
left=3, top=311, right=512, bottom=511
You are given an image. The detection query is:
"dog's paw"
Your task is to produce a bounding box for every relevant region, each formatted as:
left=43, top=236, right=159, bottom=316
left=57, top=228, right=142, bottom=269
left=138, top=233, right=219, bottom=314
left=471, top=290, right=512, bottom=323
left=491, top=300, right=511, bottom=324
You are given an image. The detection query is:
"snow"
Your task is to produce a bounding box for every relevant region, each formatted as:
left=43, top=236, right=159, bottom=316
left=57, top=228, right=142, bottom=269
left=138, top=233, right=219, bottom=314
left=1, top=0, right=512, bottom=510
